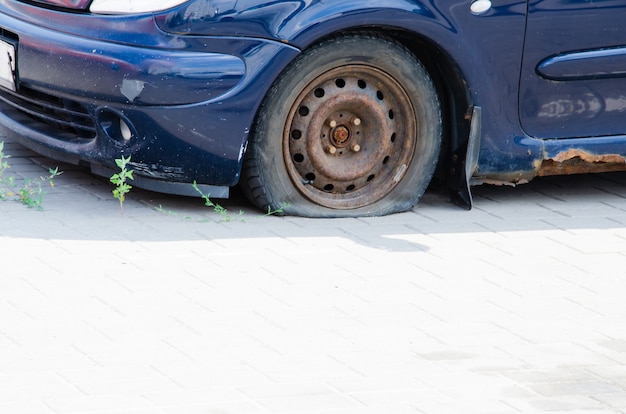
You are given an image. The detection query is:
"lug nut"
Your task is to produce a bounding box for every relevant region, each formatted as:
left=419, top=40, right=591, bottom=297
left=352, top=117, right=362, bottom=126
left=327, top=145, right=337, bottom=155
left=351, top=144, right=361, bottom=152
left=329, top=120, right=337, bottom=128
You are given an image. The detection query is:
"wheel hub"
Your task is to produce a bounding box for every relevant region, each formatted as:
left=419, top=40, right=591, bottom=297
left=284, top=65, right=416, bottom=209
left=331, top=125, right=351, bottom=147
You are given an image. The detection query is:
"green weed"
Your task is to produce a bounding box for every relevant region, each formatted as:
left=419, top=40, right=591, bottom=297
left=0, top=141, right=62, bottom=210
left=192, top=180, right=244, bottom=222
left=110, top=155, right=134, bottom=215
left=154, top=180, right=288, bottom=222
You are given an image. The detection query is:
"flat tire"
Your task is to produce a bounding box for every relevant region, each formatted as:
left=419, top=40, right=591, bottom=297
left=241, top=34, right=442, bottom=217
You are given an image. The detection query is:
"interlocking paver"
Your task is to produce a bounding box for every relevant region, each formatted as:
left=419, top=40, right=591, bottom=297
left=3, top=134, right=626, bottom=413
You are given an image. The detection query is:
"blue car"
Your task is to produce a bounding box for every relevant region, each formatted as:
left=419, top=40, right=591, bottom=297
left=0, top=0, right=624, bottom=217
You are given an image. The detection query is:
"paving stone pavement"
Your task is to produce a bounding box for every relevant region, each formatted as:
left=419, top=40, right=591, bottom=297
left=2, top=134, right=626, bottom=413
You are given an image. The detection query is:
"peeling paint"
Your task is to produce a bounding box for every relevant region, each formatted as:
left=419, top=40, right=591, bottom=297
left=120, top=79, right=145, bottom=102
left=128, top=161, right=186, bottom=179
left=539, top=148, right=626, bottom=176
left=548, top=148, right=626, bottom=164
left=238, top=140, right=247, bottom=163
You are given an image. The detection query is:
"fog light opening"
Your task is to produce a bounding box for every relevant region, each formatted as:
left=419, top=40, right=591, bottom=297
left=99, top=109, right=136, bottom=144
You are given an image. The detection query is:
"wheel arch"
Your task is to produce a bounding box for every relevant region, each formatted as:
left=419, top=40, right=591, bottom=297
left=370, top=28, right=474, bottom=203
left=247, top=25, right=475, bottom=207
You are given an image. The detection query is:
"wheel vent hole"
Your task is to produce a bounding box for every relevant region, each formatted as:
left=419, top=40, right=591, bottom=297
left=383, top=156, right=390, bottom=165
left=367, top=174, right=375, bottom=182
left=358, top=80, right=367, bottom=89
left=314, top=88, right=325, bottom=98
left=346, top=184, right=355, bottom=192
left=377, top=91, right=384, bottom=100
left=324, top=184, right=334, bottom=191
left=299, top=106, right=310, bottom=116
left=291, top=129, right=302, bottom=140
left=391, top=133, right=396, bottom=143
left=335, top=79, right=346, bottom=88
left=388, top=109, right=394, bottom=120
left=305, top=173, right=316, bottom=181
left=294, top=153, right=305, bottom=163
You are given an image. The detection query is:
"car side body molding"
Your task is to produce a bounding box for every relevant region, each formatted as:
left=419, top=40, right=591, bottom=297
left=537, top=47, right=626, bottom=81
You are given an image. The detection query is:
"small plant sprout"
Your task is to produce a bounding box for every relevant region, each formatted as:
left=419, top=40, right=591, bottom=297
left=0, top=141, right=62, bottom=210
left=265, top=203, right=289, bottom=216
left=192, top=180, right=243, bottom=222
left=18, top=167, right=62, bottom=210
left=190, top=179, right=288, bottom=222
left=110, top=155, right=134, bottom=214
left=0, top=141, right=10, bottom=193
left=154, top=179, right=289, bottom=222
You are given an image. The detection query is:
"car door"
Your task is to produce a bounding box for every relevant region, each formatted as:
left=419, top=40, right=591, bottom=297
left=519, top=0, right=626, bottom=139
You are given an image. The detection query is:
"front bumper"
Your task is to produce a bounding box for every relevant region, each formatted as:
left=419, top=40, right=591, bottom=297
left=0, top=1, right=299, bottom=194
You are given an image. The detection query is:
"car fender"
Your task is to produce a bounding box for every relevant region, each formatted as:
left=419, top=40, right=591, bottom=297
left=157, top=0, right=450, bottom=46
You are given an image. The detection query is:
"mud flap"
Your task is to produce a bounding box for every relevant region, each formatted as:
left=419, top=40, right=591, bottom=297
left=449, top=106, right=481, bottom=209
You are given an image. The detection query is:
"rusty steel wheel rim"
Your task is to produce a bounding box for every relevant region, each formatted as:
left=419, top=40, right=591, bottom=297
left=283, top=65, right=417, bottom=209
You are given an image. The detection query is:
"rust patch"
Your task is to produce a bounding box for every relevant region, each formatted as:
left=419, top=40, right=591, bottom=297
left=538, top=149, right=626, bottom=177
left=549, top=149, right=626, bottom=164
